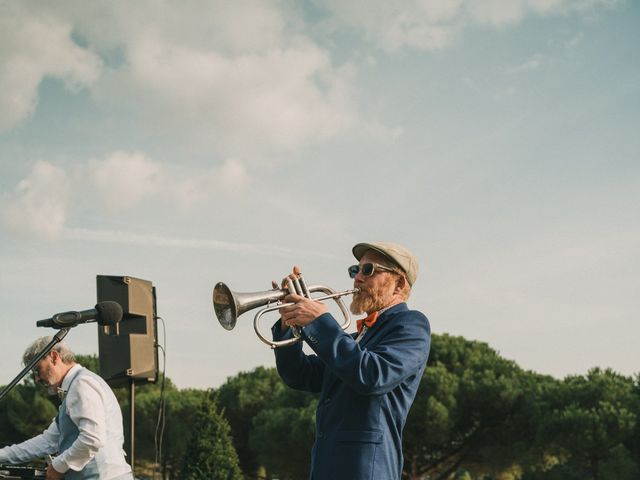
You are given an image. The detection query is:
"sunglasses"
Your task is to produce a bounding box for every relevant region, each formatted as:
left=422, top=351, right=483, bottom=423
left=348, top=262, right=398, bottom=279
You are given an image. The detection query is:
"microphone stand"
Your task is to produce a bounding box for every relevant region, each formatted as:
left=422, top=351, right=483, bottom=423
left=0, top=329, right=70, bottom=402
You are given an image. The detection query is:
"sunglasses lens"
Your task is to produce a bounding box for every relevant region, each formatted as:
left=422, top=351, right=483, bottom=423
left=348, top=265, right=359, bottom=278
left=361, top=263, right=375, bottom=276
left=348, top=263, right=379, bottom=278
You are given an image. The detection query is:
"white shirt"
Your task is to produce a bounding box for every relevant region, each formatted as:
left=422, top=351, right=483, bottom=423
left=0, top=364, right=132, bottom=479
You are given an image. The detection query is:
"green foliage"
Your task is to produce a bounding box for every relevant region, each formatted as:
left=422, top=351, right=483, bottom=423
left=215, top=366, right=319, bottom=479
left=74, top=355, right=207, bottom=477
left=403, top=333, right=549, bottom=479
left=134, top=384, right=208, bottom=476
left=215, top=366, right=287, bottom=475
left=0, top=383, right=57, bottom=445
left=249, top=387, right=318, bottom=479
left=532, top=368, right=638, bottom=480
left=3, top=339, right=639, bottom=480
left=75, top=354, right=100, bottom=374
left=630, top=375, right=640, bottom=470
left=177, top=392, right=242, bottom=480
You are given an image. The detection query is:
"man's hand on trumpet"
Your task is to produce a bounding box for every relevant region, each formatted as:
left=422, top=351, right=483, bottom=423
left=276, top=266, right=328, bottom=331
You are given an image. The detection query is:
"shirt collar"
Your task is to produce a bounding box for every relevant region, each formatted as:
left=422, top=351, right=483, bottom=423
left=60, top=363, right=83, bottom=393
left=374, top=301, right=404, bottom=317
left=355, top=302, right=407, bottom=340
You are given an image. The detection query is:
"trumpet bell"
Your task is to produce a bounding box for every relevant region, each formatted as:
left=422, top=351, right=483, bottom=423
left=213, top=282, right=287, bottom=331
left=213, top=282, right=237, bottom=330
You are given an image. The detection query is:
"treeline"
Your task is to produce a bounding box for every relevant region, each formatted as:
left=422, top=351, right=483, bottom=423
left=1, top=333, right=638, bottom=480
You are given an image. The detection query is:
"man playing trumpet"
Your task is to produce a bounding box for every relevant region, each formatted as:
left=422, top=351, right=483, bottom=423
left=272, top=242, right=431, bottom=480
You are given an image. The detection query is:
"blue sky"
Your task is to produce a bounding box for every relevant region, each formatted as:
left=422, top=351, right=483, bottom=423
left=1, top=0, right=638, bottom=389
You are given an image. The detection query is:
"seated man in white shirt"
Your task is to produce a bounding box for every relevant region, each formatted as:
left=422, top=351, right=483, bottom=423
left=0, top=337, right=133, bottom=480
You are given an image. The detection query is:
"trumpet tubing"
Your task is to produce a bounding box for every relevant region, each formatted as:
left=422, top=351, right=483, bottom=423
left=212, top=281, right=359, bottom=348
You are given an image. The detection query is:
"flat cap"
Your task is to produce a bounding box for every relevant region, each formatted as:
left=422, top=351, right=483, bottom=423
left=352, top=241, right=419, bottom=286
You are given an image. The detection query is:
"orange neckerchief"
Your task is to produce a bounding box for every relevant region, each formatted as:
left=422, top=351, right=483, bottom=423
left=356, top=311, right=379, bottom=334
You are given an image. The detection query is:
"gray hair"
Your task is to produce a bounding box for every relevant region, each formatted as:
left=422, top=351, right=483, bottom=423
left=22, top=336, right=76, bottom=366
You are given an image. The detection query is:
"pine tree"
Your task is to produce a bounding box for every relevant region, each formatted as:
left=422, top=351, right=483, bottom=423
left=178, top=391, right=242, bottom=480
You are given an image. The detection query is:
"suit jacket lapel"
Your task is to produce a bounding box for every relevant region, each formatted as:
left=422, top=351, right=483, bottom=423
left=357, top=303, right=405, bottom=348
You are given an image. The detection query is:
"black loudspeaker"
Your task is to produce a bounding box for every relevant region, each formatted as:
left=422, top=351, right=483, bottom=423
left=96, top=275, right=158, bottom=387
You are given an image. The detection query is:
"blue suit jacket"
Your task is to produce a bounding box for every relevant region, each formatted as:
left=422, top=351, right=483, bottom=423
left=273, top=303, right=431, bottom=480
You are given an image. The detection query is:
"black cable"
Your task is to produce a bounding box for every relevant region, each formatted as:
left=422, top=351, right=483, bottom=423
left=153, top=316, right=167, bottom=479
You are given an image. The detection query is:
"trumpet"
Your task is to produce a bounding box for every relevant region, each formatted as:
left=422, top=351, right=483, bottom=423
left=213, top=275, right=359, bottom=348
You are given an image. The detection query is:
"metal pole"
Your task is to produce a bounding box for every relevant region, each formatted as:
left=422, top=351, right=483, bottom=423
left=129, top=379, right=135, bottom=477
left=0, top=329, right=70, bottom=402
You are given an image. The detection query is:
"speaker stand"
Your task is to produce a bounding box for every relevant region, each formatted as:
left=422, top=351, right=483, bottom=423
left=127, top=379, right=136, bottom=477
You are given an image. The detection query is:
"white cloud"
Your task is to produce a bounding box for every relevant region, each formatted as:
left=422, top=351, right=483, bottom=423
left=564, top=31, right=584, bottom=48
left=87, top=152, right=252, bottom=210
left=71, top=0, right=295, bottom=56
left=316, top=0, right=624, bottom=51
left=0, top=3, right=102, bottom=132
left=60, top=1, right=357, bottom=156
left=362, top=122, right=404, bottom=143
left=506, top=53, right=547, bottom=74
left=466, top=0, right=528, bottom=26
left=0, top=2, right=360, bottom=154
left=318, top=0, right=464, bottom=51
left=172, top=159, right=250, bottom=207
left=217, top=159, right=250, bottom=190
left=1, top=161, right=69, bottom=238
left=63, top=227, right=293, bottom=255
left=0, top=0, right=623, bottom=158
left=94, top=34, right=357, bottom=155
left=61, top=227, right=345, bottom=262
left=87, top=151, right=163, bottom=211
left=2, top=153, right=252, bottom=239
left=528, top=0, right=567, bottom=13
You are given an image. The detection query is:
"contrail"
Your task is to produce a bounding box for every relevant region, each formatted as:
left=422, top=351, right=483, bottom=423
left=63, top=227, right=342, bottom=260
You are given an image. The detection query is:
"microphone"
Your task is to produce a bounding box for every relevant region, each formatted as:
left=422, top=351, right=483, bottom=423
left=36, top=301, right=123, bottom=329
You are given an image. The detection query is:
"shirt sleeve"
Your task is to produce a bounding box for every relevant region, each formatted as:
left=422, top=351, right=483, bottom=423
left=51, top=375, right=106, bottom=474
left=0, top=419, right=59, bottom=464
